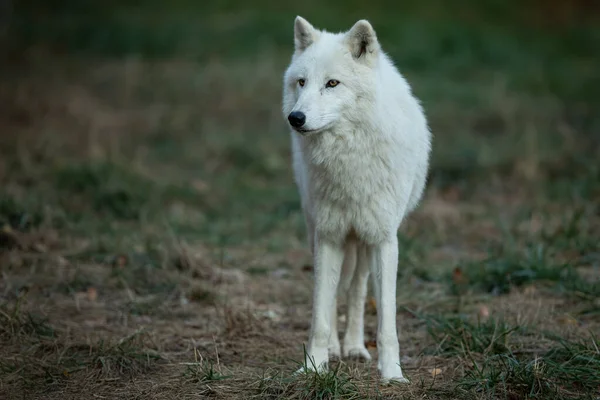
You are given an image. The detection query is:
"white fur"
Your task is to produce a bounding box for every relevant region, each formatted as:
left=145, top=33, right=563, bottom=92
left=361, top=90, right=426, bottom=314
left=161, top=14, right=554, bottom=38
left=282, top=17, right=431, bottom=383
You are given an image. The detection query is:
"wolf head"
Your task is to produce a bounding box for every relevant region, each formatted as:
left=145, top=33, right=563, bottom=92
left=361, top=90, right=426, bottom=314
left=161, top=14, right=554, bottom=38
left=282, top=17, right=381, bottom=135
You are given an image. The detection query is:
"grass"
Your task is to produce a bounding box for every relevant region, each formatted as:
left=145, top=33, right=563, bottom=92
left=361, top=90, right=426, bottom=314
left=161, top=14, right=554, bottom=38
left=0, top=295, right=162, bottom=394
left=419, top=313, right=600, bottom=399
left=423, top=315, right=523, bottom=357
left=0, top=295, right=56, bottom=340
left=454, top=244, right=574, bottom=295
left=88, top=330, right=162, bottom=378
left=0, top=0, right=599, bottom=398
left=183, top=356, right=231, bottom=384
left=458, top=336, right=600, bottom=399
left=286, top=364, right=360, bottom=400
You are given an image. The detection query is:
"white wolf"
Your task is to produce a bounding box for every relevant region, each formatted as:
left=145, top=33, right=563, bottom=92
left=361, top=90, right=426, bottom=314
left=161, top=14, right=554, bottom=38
left=282, top=17, right=431, bottom=382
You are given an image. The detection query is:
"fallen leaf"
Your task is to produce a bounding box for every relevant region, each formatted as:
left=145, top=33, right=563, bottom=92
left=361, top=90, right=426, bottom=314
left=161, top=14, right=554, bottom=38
left=478, top=305, right=490, bottom=320
left=55, top=255, right=69, bottom=267
left=557, top=315, right=578, bottom=326
left=523, top=285, right=537, bottom=296
left=442, top=186, right=461, bottom=201
left=452, top=266, right=469, bottom=295
left=212, top=268, right=246, bottom=284
left=429, top=368, right=443, bottom=378
left=87, top=287, right=98, bottom=302
left=114, top=254, right=128, bottom=268
left=191, top=179, right=209, bottom=193
left=365, top=340, right=377, bottom=349
left=368, top=297, right=377, bottom=313
left=32, top=242, right=48, bottom=253
left=452, top=266, right=466, bottom=285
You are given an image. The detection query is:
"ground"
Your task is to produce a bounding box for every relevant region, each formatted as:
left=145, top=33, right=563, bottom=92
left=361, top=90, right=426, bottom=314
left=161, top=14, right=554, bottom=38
left=1, top=1, right=599, bottom=399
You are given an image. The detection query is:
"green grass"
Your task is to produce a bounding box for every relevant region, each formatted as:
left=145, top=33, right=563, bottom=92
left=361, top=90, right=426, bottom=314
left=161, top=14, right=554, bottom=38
left=419, top=312, right=600, bottom=399
left=458, top=336, right=600, bottom=399
left=184, top=361, right=231, bottom=383
left=0, top=297, right=56, bottom=340
left=423, top=314, right=523, bottom=357
left=456, top=245, right=574, bottom=295
left=292, top=366, right=360, bottom=400
left=0, top=195, right=44, bottom=231
left=259, top=353, right=361, bottom=400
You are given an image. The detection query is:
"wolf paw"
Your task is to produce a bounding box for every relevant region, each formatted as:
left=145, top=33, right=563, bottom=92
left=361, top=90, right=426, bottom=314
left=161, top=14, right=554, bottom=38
left=343, top=345, right=372, bottom=361
left=378, top=362, right=409, bottom=384
left=328, top=341, right=341, bottom=360
left=296, top=346, right=329, bottom=375
left=381, top=375, right=410, bottom=385
left=294, top=362, right=328, bottom=376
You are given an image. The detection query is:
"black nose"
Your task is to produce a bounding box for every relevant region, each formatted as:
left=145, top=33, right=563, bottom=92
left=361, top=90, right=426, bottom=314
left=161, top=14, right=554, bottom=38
left=288, top=111, right=306, bottom=128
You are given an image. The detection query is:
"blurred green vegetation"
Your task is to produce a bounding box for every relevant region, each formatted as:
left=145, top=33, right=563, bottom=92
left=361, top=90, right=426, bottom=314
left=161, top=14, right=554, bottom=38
left=2, top=0, right=599, bottom=246
left=7, top=0, right=599, bottom=83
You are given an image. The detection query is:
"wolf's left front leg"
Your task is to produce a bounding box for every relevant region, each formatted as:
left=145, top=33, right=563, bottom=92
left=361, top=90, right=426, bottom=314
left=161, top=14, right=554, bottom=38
left=303, top=236, right=345, bottom=372
left=343, top=245, right=371, bottom=360
left=370, top=235, right=408, bottom=383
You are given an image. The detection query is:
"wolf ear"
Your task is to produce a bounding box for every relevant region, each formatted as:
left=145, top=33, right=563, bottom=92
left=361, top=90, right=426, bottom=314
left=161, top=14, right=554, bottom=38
left=345, top=20, right=380, bottom=62
left=294, top=16, right=317, bottom=52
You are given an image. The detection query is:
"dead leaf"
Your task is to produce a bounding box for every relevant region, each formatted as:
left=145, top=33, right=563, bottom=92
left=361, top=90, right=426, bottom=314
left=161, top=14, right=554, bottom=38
left=442, top=186, right=461, bottom=201
left=429, top=368, right=443, bottom=378
left=523, top=285, right=537, bottom=296
left=368, top=297, right=377, bottom=313
left=191, top=179, right=209, bottom=193
left=365, top=340, right=377, bottom=349
left=114, top=254, right=128, bottom=268
left=557, top=315, right=578, bottom=326
left=32, top=242, right=48, bottom=253
left=478, top=305, right=490, bottom=320
left=452, top=266, right=469, bottom=296
left=55, top=255, right=69, bottom=267
left=212, top=268, right=246, bottom=284
left=452, top=267, right=466, bottom=285
left=87, top=287, right=98, bottom=302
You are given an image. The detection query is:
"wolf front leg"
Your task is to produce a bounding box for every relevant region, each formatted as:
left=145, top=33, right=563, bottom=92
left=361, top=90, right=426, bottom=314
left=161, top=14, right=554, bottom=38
left=303, top=237, right=345, bottom=372
left=370, top=236, right=409, bottom=383
left=343, top=245, right=371, bottom=360
left=328, top=298, right=341, bottom=359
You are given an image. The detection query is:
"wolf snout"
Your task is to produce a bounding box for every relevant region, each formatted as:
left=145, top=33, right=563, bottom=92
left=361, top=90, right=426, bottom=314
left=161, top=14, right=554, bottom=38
left=288, top=111, right=306, bottom=128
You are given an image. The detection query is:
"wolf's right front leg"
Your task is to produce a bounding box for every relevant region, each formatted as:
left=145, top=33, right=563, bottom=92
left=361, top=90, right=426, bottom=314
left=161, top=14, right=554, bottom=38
left=302, top=237, right=344, bottom=372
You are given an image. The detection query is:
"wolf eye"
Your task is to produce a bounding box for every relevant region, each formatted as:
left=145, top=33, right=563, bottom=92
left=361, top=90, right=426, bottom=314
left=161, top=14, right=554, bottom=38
left=326, top=79, right=339, bottom=88
left=298, top=79, right=306, bottom=87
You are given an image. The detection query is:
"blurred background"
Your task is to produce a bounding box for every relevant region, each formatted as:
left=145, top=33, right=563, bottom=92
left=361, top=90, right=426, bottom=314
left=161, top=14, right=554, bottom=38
left=1, top=0, right=600, bottom=244
left=0, top=1, right=599, bottom=399
left=2, top=0, right=598, bottom=245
